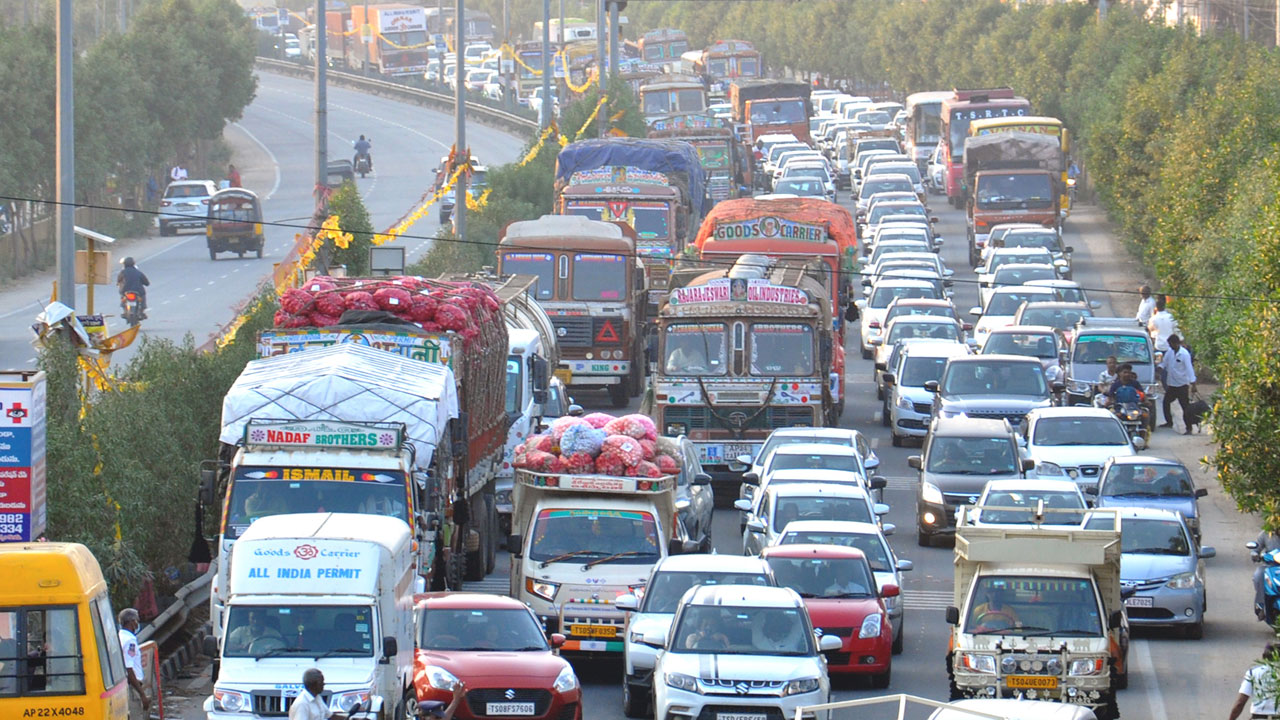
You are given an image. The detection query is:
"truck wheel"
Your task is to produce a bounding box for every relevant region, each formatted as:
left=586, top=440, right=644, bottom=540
left=946, top=655, right=962, bottom=700
left=608, top=383, right=629, bottom=408
left=1099, top=693, right=1119, bottom=720
left=622, top=676, right=648, bottom=718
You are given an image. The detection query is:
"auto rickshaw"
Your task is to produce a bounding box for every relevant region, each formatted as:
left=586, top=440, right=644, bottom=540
left=206, top=187, right=265, bottom=260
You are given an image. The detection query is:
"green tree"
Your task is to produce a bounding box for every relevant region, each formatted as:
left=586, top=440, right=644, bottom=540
left=324, top=183, right=376, bottom=275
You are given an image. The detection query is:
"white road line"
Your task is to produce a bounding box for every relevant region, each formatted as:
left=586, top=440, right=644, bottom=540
left=232, top=121, right=282, bottom=200
left=1132, top=640, right=1167, bottom=719
left=26, top=357, right=35, bottom=364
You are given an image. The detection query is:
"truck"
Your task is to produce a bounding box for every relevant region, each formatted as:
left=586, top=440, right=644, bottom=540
left=204, top=513, right=416, bottom=720
left=946, top=507, right=1128, bottom=719
left=647, top=113, right=749, bottom=206
left=554, top=138, right=709, bottom=310
left=963, top=131, right=1063, bottom=264
left=497, top=215, right=647, bottom=408
left=680, top=39, right=762, bottom=100
left=655, top=256, right=839, bottom=475
left=507, top=468, right=686, bottom=653
left=729, top=79, right=813, bottom=144
left=322, top=8, right=352, bottom=67
left=638, top=73, right=708, bottom=123
left=347, top=4, right=431, bottom=76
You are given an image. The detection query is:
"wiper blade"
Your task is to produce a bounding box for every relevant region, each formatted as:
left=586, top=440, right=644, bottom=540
left=584, top=550, right=656, bottom=569
left=1128, top=548, right=1185, bottom=556
left=539, top=549, right=604, bottom=568
left=314, top=647, right=367, bottom=659
left=255, top=646, right=307, bottom=660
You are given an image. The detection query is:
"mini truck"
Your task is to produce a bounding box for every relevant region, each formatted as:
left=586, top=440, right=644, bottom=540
left=963, top=131, right=1064, bottom=264
left=204, top=513, right=415, bottom=720
left=946, top=507, right=1128, bottom=720
left=507, top=469, right=684, bottom=653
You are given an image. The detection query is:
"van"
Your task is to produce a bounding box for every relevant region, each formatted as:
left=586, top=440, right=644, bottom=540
left=0, top=543, right=130, bottom=720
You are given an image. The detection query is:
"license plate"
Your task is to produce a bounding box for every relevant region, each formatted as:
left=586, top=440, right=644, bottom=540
left=1006, top=675, right=1058, bottom=690
left=569, top=624, right=618, bottom=638
left=717, top=714, right=767, bottom=720
left=1124, top=596, right=1154, bottom=608
left=554, top=368, right=573, bottom=385
left=724, top=443, right=754, bottom=461
left=700, top=445, right=724, bottom=463
left=486, top=702, right=536, bottom=716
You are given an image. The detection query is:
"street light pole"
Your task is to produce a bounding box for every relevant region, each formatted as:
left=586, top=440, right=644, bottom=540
left=55, top=0, right=74, bottom=307
left=541, top=0, right=551, bottom=129
left=453, top=0, right=467, bottom=239
left=608, top=0, right=618, bottom=77
left=315, top=0, right=328, bottom=202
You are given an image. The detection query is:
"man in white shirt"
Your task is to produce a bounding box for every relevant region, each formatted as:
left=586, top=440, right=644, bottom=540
left=1229, top=643, right=1279, bottom=720
left=1147, top=295, right=1179, bottom=353
left=290, top=668, right=331, bottom=720
left=117, top=608, right=150, bottom=719
left=1160, top=334, right=1197, bottom=434
left=169, top=165, right=188, bottom=182
left=1135, top=285, right=1156, bottom=324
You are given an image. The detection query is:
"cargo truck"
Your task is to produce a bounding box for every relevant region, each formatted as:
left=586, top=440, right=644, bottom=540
left=348, top=4, right=430, bottom=76
left=963, top=131, right=1063, bottom=266
left=945, top=507, right=1128, bottom=720
left=729, top=79, right=813, bottom=144
left=647, top=113, right=748, bottom=206
left=204, top=513, right=415, bottom=720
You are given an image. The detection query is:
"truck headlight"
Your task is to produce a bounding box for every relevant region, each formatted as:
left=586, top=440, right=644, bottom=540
left=496, top=489, right=511, bottom=506
left=329, top=690, right=371, bottom=714
left=666, top=422, right=687, bottom=436
left=859, top=613, right=883, bottom=639
left=213, top=689, right=250, bottom=713
left=1166, top=571, right=1198, bottom=589
left=1037, top=462, right=1065, bottom=477
left=1068, top=658, right=1105, bottom=676
left=422, top=665, right=461, bottom=690
left=665, top=672, right=701, bottom=693
left=526, top=578, right=560, bottom=601
left=921, top=482, right=944, bottom=505
left=553, top=665, right=580, bottom=693
left=1046, top=657, right=1063, bottom=676
left=783, top=677, right=820, bottom=696
left=1068, top=380, right=1092, bottom=394
left=962, top=653, right=997, bottom=674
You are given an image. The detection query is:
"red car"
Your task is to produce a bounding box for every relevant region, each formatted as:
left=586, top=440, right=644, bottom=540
left=760, top=544, right=895, bottom=687
left=413, top=592, right=583, bottom=720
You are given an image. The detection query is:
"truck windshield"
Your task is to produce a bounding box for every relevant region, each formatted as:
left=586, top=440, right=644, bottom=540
left=225, top=470, right=408, bottom=539
left=223, top=605, right=375, bottom=658
left=1072, top=334, right=1152, bottom=365
left=663, top=323, right=728, bottom=376
left=418, top=608, right=548, bottom=651
left=976, top=174, right=1055, bottom=210
left=571, top=254, right=627, bottom=301
left=750, top=323, right=814, bottom=375
left=766, top=556, right=875, bottom=599
left=499, top=252, right=555, bottom=300
left=380, top=31, right=428, bottom=51
left=529, top=509, right=660, bottom=563
left=641, top=571, right=772, bottom=614
left=632, top=204, right=671, bottom=240
left=506, top=357, right=522, bottom=415
left=750, top=100, right=805, bottom=125
left=926, top=437, right=1017, bottom=475
left=694, top=143, right=731, bottom=171
left=671, top=605, right=812, bottom=655
left=964, top=577, right=1102, bottom=637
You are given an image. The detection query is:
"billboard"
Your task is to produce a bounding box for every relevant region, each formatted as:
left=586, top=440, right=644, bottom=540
left=0, top=371, right=47, bottom=542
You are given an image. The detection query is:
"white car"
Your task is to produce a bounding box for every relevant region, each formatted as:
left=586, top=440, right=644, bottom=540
left=773, top=519, right=913, bottom=654
left=646, top=584, right=839, bottom=720
left=980, top=325, right=1066, bottom=385
left=734, top=427, right=881, bottom=479
left=980, top=263, right=1059, bottom=308
left=858, top=278, right=943, bottom=358
left=872, top=314, right=964, bottom=376
left=158, top=180, right=218, bottom=236
left=885, top=341, right=972, bottom=446
left=1022, top=407, right=1140, bottom=488
left=967, top=477, right=1089, bottom=526
left=969, top=285, right=1057, bottom=349
left=740, top=443, right=878, bottom=514
left=615, top=555, right=774, bottom=718
left=976, top=246, right=1055, bottom=288
left=736, top=482, right=889, bottom=556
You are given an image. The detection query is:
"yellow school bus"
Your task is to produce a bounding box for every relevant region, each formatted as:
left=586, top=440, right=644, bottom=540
left=0, top=543, right=129, bottom=719
left=969, top=115, right=1071, bottom=215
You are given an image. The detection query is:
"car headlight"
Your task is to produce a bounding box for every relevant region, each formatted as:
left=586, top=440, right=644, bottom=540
left=1068, top=380, right=1092, bottom=394
left=665, top=672, right=701, bottom=693
left=214, top=689, right=250, bottom=713
left=859, top=613, right=883, bottom=639
left=666, top=422, right=687, bottom=436
left=1166, top=571, right=1199, bottom=589
left=553, top=665, right=580, bottom=693
left=422, top=665, right=460, bottom=691
left=783, top=677, right=821, bottom=696
left=1037, top=461, right=1065, bottom=477
left=526, top=578, right=560, bottom=601
left=921, top=482, right=944, bottom=505
left=1144, top=383, right=1161, bottom=396
left=1068, top=658, right=1105, bottom=676
left=961, top=653, right=997, bottom=674
left=896, top=395, right=914, bottom=411
left=330, top=690, right=372, bottom=714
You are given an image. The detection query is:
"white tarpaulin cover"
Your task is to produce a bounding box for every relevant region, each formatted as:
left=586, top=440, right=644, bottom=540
left=220, top=342, right=458, bottom=470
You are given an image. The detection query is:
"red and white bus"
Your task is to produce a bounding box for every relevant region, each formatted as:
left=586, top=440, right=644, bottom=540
left=939, top=88, right=1031, bottom=207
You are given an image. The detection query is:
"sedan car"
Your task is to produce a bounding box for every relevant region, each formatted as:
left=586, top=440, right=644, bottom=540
left=615, top=555, right=774, bottom=718
left=761, top=545, right=893, bottom=686
left=158, top=179, right=218, bottom=235
left=967, top=478, right=1088, bottom=526
left=1022, top=407, right=1139, bottom=488
left=1106, top=507, right=1215, bottom=638
left=413, top=593, right=582, bottom=720
left=858, top=278, right=945, bottom=358
left=773, top=520, right=912, bottom=654
left=1087, top=456, right=1207, bottom=542
left=737, top=482, right=889, bottom=556
left=647, top=585, right=839, bottom=720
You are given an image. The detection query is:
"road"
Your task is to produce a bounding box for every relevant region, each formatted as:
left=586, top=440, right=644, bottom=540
left=0, top=70, right=526, bottom=371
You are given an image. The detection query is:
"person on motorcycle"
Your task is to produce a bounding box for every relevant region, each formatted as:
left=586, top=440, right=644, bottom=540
left=116, top=256, right=150, bottom=319
left=1253, top=530, right=1280, bottom=621
left=1102, top=366, right=1144, bottom=407
left=353, top=135, right=373, bottom=172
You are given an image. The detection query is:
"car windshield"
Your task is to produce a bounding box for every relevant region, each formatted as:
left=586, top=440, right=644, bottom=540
left=976, top=174, right=1055, bottom=210
left=1021, top=307, right=1090, bottom=330
left=861, top=178, right=914, bottom=198
left=857, top=140, right=899, bottom=155
left=1052, top=286, right=1088, bottom=304
left=500, top=252, right=555, bottom=300
left=772, top=495, right=871, bottom=526
left=888, top=321, right=959, bottom=344
left=1073, top=334, right=1152, bottom=365
left=876, top=231, right=930, bottom=245
left=766, top=452, right=861, bottom=475
left=869, top=164, right=922, bottom=183
left=870, top=285, right=937, bottom=308
left=769, top=144, right=806, bottom=163
left=927, top=436, right=1018, bottom=475
left=900, top=355, right=950, bottom=387
left=993, top=265, right=1057, bottom=286
left=1004, top=232, right=1062, bottom=252
left=986, top=291, right=1052, bottom=316
left=671, top=605, right=812, bottom=655
left=756, top=436, right=850, bottom=465
left=983, top=332, right=1057, bottom=359
left=418, top=608, right=548, bottom=651
left=1102, top=464, right=1194, bottom=497
left=1121, top=518, right=1191, bottom=556
left=871, top=245, right=931, bottom=263
left=1033, top=417, right=1129, bottom=446
left=664, top=323, right=728, bottom=376
left=978, top=491, right=1084, bottom=524
left=774, top=179, right=826, bottom=196
left=641, top=571, right=772, bottom=614
left=572, top=254, right=627, bottom=301
left=528, top=508, right=660, bottom=563
left=942, top=361, right=1047, bottom=396
left=964, top=577, right=1103, bottom=636
left=225, top=474, right=408, bottom=540
left=767, top=556, right=875, bottom=599
left=779, top=533, right=891, bottom=572
left=751, top=324, right=814, bottom=376
left=886, top=304, right=951, bottom=322
left=223, top=605, right=374, bottom=658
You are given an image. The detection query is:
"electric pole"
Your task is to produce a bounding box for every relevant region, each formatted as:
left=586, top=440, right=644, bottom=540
left=453, top=0, right=467, bottom=239
left=541, top=0, right=551, bottom=128
left=315, top=0, right=328, bottom=205
left=608, top=0, right=618, bottom=77
left=55, top=0, right=74, bottom=308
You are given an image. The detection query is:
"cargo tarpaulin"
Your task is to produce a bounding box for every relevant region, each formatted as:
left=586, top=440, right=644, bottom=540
left=554, top=138, right=708, bottom=219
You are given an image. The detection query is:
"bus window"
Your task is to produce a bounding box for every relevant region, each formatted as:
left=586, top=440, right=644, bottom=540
left=16, top=608, right=85, bottom=695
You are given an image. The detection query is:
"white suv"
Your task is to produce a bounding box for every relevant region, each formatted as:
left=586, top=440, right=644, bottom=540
left=158, top=180, right=218, bottom=236
left=646, top=584, right=839, bottom=720
left=1022, top=406, right=1139, bottom=489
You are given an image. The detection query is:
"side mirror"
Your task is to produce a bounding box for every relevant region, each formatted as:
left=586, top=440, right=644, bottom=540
left=507, top=534, right=523, bottom=556
left=1108, top=610, right=1124, bottom=630
left=742, top=472, right=761, bottom=486
left=880, top=583, right=900, bottom=598
left=1131, top=435, right=1146, bottom=451
left=819, top=634, right=843, bottom=653
left=896, top=559, right=913, bottom=572
left=745, top=519, right=766, bottom=534
left=924, top=380, right=939, bottom=393
left=1064, top=245, right=1075, bottom=254
left=930, top=217, right=939, bottom=224
left=1021, top=458, right=1036, bottom=473
left=945, top=606, right=960, bottom=625
left=735, top=454, right=754, bottom=467
left=882, top=523, right=896, bottom=536
left=549, top=633, right=566, bottom=648
left=641, top=628, right=668, bottom=648
left=907, top=455, right=922, bottom=470
left=734, top=499, right=753, bottom=512
left=567, top=404, right=584, bottom=417
left=969, top=307, right=982, bottom=317
left=692, top=472, right=712, bottom=486
left=616, top=594, right=640, bottom=612
left=873, top=503, right=890, bottom=517
left=869, top=475, right=887, bottom=490
left=1199, top=546, right=1216, bottom=559
left=203, top=635, right=218, bottom=657
left=1089, top=300, right=1102, bottom=310
left=382, top=636, right=398, bottom=659
left=1083, top=486, right=1099, bottom=496
left=533, top=389, right=548, bottom=404
left=1195, top=488, right=1208, bottom=498
left=199, top=461, right=219, bottom=506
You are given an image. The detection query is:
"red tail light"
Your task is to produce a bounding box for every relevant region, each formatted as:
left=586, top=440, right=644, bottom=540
left=124, top=292, right=138, bottom=301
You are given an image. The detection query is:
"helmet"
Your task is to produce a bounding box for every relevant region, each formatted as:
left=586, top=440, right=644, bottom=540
left=122, top=257, right=136, bottom=267
left=359, top=134, right=366, bottom=141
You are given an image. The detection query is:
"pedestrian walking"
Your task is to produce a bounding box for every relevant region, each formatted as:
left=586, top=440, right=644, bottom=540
left=289, top=668, right=330, bottom=720
left=169, top=164, right=188, bottom=182
left=1159, top=334, right=1197, bottom=434
left=117, top=608, right=151, bottom=719
left=1135, top=285, right=1155, bottom=324
left=1229, top=642, right=1280, bottom=720
left=1147, top=295, right=1178, bottom=353
left=227, top=164, right=242, bottom=188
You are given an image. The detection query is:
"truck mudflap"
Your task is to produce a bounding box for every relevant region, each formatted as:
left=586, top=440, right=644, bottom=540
left=555, top=597, right=627, bottom=652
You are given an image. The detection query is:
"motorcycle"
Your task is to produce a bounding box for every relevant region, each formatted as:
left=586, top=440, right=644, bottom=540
left=1248, top=543, right=1280, bottom=625
left=120, top=291, right=144, bottom=327
left=1112, top=401, right=1149, bottom=447
left=355, top=152, right=372, bottom=178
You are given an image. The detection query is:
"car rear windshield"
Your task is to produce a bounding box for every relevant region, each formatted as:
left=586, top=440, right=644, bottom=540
left=166, top=185, right=208, bottom=198
left=942, top=360, right=1047, bottom=396
left=1102, top=464, right=1193, bottom=497
left=642, top=571, right=772, bottom=613
left=779, top=532, right=890, bottom=571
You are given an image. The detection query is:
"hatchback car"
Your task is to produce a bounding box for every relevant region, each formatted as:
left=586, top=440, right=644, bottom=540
left=1087, top=456, right=1207, bottom=542
left=970, top=286, right=1058, bottom=349
left=1023, top=407, right=1139, bottom=488
left=872, top=315, right=965, bottom=381
left=1106, top=507, right=1215, bottom=638
left=858, top=278, right=944, bottom=358
left=761, top=545, right=894, bottom=686
left=646, top=585, right=838, bottom=720
left=884, top=341, right=971, bottom=446
left=615, top=555, right=774, bottom=718
left=413, top=593, right=582, bottom=720
left=158, top=179, right=218, bottom=235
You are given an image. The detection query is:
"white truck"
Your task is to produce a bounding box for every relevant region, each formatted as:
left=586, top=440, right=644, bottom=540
left=945, top=507, right=1128, bottom=720
left=507, top=469, right=691, bottom=653
left=203, top=512, right=416, bottom=720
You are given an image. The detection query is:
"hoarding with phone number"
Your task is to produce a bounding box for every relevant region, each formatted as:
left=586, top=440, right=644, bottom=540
left=0, top=371, right=46, bottom=542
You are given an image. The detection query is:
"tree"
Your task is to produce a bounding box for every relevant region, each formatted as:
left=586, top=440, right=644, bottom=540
left=324, top=183, right=376, bottom=275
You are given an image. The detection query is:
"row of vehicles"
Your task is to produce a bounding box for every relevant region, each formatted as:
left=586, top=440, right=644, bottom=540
left=157, top=179, right=267, bottom=260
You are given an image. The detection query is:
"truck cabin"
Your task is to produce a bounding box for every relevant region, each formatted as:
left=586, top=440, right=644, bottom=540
left=974, top=170, right=1057, bottom=213
left=698, top=236, right=841, bottom=314
left=639, top=77, right=707, bottom=118
left=557, top=178, right=680, bottom=260
left=497, top=218, right=639, bottom=306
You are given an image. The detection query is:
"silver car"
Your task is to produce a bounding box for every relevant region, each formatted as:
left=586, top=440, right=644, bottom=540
left=1105, top=507, right=1215, bottom=638
left=158, top=180, right=218, bottom=236
left=884, top=341, right=971, bottom=446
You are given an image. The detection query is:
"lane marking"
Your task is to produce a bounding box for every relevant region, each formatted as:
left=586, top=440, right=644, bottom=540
left=1133, top=640, right=1166, bottom=719
left=232, top=121, right=282, bottom=200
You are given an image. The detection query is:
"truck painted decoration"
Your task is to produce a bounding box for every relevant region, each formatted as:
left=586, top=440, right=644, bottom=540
left=713, top=216, right=828, bottom=243
left=667, top=277, right=810, bottom=306
left=569, top=166, right=671, bottom=188
left=244, top=419, right=403, bottom=449
left=258, top=328, right=454, bottom=369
